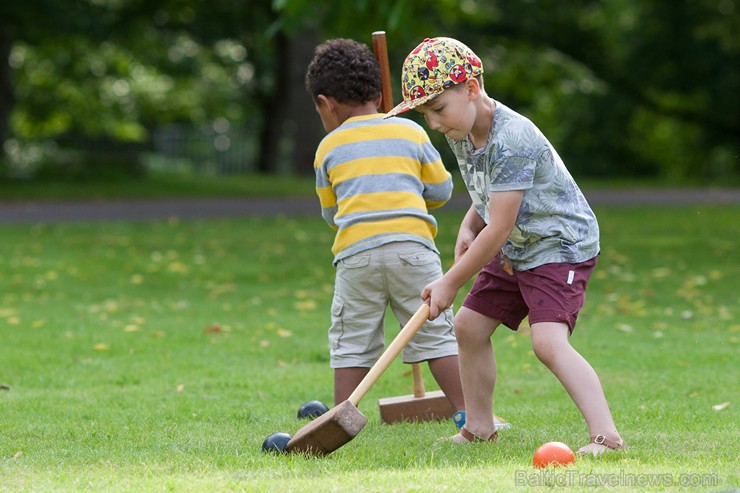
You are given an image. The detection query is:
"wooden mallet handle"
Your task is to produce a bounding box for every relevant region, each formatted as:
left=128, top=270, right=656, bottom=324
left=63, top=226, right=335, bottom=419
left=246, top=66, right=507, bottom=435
left=373, top=31, right=428, bottom=402
left=372, top=31, right=394, bottom=113
left=412, top=362, right=426, bottom=398
left=348, top=304, right=430, bottom=406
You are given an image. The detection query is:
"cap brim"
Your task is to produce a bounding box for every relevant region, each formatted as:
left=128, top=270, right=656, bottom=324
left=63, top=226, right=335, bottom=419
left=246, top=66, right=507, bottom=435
left=383, top=93, right=441, bottom=119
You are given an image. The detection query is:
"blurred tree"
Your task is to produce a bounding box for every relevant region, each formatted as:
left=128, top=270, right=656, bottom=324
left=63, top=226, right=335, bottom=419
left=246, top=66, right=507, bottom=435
left=419, top=0, right=740, bottom=179
left=0, top=0, right=326, bottom=175
left=275, top=0, right=739, bottom=179
left=1, top=0, right=737, bottom=180
left=0, top=25, right=11, bottom=152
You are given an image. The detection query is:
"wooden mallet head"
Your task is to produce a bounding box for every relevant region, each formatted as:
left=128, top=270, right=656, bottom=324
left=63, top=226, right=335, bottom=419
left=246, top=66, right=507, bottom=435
left=286, top=304, right=431, bottom=455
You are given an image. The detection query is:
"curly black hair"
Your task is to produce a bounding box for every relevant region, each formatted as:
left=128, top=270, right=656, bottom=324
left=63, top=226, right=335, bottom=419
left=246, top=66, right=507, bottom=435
left=305, top=39, right=381, bottom=105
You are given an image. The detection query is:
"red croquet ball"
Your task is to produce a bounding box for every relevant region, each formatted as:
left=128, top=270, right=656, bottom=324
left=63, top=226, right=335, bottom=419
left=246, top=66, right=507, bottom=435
left=533, top=441, right=576, bottom=468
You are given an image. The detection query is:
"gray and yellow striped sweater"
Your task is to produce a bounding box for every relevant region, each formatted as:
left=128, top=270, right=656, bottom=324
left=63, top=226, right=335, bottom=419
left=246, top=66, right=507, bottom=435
left=314, top=113, right=453, bottom=265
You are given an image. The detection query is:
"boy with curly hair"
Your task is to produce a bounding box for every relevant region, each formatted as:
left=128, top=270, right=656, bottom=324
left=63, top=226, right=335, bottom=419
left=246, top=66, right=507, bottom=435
left=304, top=38, right=466, bottom=419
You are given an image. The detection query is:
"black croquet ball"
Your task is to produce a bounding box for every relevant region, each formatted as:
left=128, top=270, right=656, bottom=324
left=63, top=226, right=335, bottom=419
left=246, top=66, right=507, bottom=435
left=261, top=432, right=291, bottom=453
left=297, top=400, right=329, bottom=420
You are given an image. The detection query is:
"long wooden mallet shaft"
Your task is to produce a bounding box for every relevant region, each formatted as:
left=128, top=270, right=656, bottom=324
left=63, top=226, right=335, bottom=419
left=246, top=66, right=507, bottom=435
left=348, top=303, right=429, bottom=405
left=372, top=31, right=394, bottom=114
left=412, top=360, right=426, bottom=398
left=372, top=30, right=430, bottom=402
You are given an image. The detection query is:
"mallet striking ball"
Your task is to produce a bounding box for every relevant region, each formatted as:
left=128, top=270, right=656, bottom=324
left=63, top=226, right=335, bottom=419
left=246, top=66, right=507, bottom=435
left=261, top=432, right=292, bottom=453
left=533, top=441, right=576, bottom=468
left=297, top=400, right=329, bottom=420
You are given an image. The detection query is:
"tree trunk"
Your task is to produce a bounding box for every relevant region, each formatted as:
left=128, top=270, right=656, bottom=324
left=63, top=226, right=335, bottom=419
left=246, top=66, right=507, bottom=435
left=285, top=28, right=323, bottom=175
left=256, top=31, right=288, bottom=174
left=256, top=28, right=323, bottom=174
left=0, top=24, right=13, bottom=156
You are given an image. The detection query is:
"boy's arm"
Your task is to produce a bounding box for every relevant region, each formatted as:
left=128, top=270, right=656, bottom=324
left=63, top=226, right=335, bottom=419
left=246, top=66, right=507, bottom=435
left=315, top=160, right=338, bottom=230
left=419, top=140, right=452, bottom=209
left=454, top=204, right=486, bottom=261
left=422, top=190, right=523, bottom=319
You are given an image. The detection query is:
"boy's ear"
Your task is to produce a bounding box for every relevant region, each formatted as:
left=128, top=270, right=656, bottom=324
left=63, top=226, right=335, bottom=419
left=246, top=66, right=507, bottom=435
left=316, top=94, right=334, bottom=111
left=465, top=78, right=481, bottom=100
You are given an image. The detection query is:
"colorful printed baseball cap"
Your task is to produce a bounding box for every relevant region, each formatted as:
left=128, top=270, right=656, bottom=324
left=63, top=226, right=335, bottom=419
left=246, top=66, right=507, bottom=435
left=385, top=37, right=483, bottom=118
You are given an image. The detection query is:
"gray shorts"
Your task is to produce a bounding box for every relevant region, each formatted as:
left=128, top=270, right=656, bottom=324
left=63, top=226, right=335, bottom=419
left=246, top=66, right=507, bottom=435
left=329, top=241, right=457, bottom=368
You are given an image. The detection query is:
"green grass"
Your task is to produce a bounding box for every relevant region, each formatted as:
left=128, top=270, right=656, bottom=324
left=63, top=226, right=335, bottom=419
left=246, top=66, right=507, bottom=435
left=0, top=172, right=318, bottom=201
left=0, top=205, right=738, bottom=492
left=1, top=171, right=738, bottom=202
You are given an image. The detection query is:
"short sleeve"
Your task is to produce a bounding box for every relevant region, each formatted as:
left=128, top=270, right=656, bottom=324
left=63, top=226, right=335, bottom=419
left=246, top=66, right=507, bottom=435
left=489, top=155, right=536, bottom=192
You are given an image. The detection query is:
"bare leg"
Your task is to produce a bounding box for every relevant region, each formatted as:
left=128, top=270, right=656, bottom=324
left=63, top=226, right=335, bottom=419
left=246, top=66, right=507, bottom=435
left=427, top=355, right=465, bottom=411
left=530, top=322, right=624, bottom=454
left=333, top=367, right=370, bottom=406
left=448, top=307, right=499, bottom=441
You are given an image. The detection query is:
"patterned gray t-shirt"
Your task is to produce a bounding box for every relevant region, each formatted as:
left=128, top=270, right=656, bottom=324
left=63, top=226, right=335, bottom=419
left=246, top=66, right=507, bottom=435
left=447, top=100, right=599, bottom=270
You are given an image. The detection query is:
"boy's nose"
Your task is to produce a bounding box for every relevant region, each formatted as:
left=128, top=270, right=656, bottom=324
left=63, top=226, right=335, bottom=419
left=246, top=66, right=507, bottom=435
left=425, top=116, right=441, bottom=131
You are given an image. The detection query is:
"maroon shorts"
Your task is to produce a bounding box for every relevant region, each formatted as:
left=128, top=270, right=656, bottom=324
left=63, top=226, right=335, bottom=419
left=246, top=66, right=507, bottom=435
left=462, top=253, right=598, bottom=333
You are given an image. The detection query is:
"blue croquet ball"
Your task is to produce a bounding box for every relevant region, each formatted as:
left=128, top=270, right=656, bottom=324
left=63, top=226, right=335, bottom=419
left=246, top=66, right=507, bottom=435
left=261, top=432, right=291, bottom=453
left=297, top=400, right=329, bottom=420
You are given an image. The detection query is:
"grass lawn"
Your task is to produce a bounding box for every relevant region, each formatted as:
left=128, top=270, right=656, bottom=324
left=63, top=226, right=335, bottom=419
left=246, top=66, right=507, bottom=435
left=0, top=172, right=318, bottom=201
left=0, top=204, right=737, bottom=492
left=0, top=171, right=737, bottom=202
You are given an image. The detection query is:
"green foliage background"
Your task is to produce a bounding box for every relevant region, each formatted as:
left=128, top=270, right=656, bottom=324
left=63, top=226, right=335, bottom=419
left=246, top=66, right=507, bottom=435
left=1, top=0, right=738, bottom=180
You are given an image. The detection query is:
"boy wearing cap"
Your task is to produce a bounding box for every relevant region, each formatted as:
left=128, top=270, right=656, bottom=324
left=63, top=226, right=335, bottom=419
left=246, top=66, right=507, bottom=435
left=304, top=38, right=467, bottom=418
left=387, top=37, right=625, bottom=455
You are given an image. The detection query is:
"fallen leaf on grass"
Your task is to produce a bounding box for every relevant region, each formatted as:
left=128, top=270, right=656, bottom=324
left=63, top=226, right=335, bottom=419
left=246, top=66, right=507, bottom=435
left=258, top=272, right=272, bottom=282
left=276, top=328, right=293, bottom=338
left=94, top=343, right=109, bottom=351
left=168, top=262, right=189, bottom=274
left=177, top=384, right=185, bottom=393
left=712, top=402, right=730, bottom=411
left=616, top=323, right=634, bottom=333
left=204, top=325, right=222, bottom=334
left=260, top=340, right=270, bottom=348
left=651, top=267, right=672, bottom=278
left=294, top=300, right=317, bottom=311
left=208, top=283, right=235, bottom=298
left=13, top=451, right=22, bottom=459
